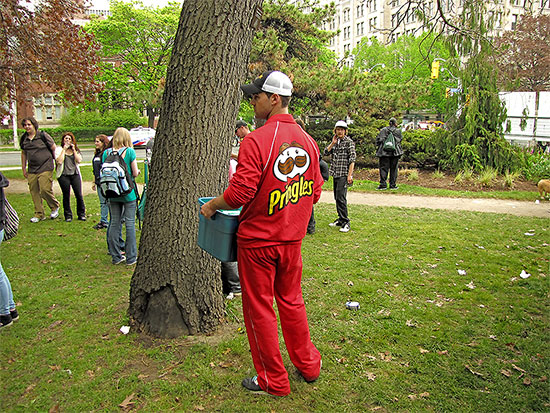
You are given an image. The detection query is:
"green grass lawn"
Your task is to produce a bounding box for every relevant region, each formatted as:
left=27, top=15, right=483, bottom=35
left=1, top=193, right=548, bottom=412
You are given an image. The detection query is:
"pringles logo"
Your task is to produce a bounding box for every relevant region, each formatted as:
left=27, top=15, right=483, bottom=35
left=268, top=142, right=314, bottom=215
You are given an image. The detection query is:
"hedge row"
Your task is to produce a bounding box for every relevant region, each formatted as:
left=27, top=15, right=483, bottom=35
left=0, top=127, right=118, bottom=146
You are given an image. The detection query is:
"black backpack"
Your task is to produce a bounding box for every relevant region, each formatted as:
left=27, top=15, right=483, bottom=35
left=99, top=148, right=135, bottom=198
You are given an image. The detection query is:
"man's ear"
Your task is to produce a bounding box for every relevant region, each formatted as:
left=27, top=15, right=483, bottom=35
left=270, top=93, right=281, bottom=105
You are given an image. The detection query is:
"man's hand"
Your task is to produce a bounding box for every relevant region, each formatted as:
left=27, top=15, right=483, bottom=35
left=200, top=199, right=218, bottom=219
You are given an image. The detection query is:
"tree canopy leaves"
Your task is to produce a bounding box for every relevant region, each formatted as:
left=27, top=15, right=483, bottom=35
left=0, top=0, right=101, bottom=117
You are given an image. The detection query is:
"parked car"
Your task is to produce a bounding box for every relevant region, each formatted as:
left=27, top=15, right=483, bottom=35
left=107, top=127, right=155, bottom=148
left=129, top=127, right=156, bottom=148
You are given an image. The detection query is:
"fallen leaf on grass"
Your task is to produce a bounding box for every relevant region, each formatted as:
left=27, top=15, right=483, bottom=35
left=48, top=320, right=63, bottom=329
left=437, top=350, right=448, bottom=355
left=458, top=269, right=467, bottom=275
left=501, top=369, right=512, bottom=377
left=194, top=406, right=205, bottom=411
left=379, top=352, right=392, bottom=361
left=119, top=393, right=135, bottom=411
left=539, top=376, right=547, bottom=382
left=406, top=319, right=418, bottom=327
left=523, top=377, right=531, bottom=386
left=465, top=281, right=476, bottom=290
left=408, top=392, right=429, bottom=400
left=49, top=404, right=60, bottom=413
left=465, top=365, right=484, bottom=378
left=419, top=348, right=429, bottom=354
left=511, top=364, right=526, bottom=374
left=49, top=365, right=61, bottom=371
left=365, top=372, right=376, bottom=381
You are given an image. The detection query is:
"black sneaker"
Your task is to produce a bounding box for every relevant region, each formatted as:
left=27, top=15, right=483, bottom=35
left=65, top=218, right=73, bottom=222
left=329, top=220, right=342, bottom=227
left=78, top=216, right=87, bottom=221
left=376, top=185, right=387, bottom=190
left=389, top=186, right=398, bottom=190
left=0, top=314, right=13, bottom=329
left=242, top=376, right=267, bottom=394
left=10, top=309, right=19, bottom=322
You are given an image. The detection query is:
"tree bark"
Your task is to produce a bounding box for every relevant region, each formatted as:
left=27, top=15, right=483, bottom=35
left=128, top=0, right=263, bottom=338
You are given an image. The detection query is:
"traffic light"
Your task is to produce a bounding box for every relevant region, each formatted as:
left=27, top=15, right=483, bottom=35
left=445, top=87, right=450, bottom=98
left=431, top=61, right=440, bottom=79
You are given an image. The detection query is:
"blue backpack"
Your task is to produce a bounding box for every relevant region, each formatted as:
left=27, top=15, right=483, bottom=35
left=99, top=148, right=134, bottom=198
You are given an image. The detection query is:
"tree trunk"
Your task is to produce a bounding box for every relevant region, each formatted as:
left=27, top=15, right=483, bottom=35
left=128, top=0, right=263, bottom=338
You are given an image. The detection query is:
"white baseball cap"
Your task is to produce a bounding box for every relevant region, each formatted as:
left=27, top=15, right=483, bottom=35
left=335, top=120, right=348, bottom=129
left=241, top=70, right=293, bottom=97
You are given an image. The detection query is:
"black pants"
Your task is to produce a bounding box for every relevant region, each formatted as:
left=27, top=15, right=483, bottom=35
left=221, top=261, right=240, bottom=294
left=333, top=176, right=349, bottom=225
left=58, top=174, right=85, bottom=220
left=307, top=206, right=315, bottom=233
left=378, top=156, right=400, bottom=188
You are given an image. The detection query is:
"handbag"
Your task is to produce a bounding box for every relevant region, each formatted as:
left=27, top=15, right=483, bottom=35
left=3, top=198, right=19, bottom=241
left=383, top=130, right=396, bottom=152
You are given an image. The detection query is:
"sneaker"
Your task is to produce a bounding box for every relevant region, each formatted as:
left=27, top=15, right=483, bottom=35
left=50, top=208, right=59, bottom=219
left=78, top=216, right=86, bottom=221
left=376, top=185, right=387, bottom=190
left=329, top=220, right=342, bottom=227
left=126, top=259, right=137, bottom=266
left=390, top=186, right=398, bottom=190
left=225, top=292, right=235, bottom=300
left=0, top=314, right=13, bottom=329
left=340, top=223, right=350, bottom=233
left=113, top=256, right=126, bottom=265
left=10, top=309, right=19, bottom=322
left=306, top=228, right=316, bottom=234
left=30, top=217, right=40, bottom=223
left=93, top=222, right=108, bottom=230
left=65, top=218, right=72, bottom=222
left=242, top=376, right=267, bottom=394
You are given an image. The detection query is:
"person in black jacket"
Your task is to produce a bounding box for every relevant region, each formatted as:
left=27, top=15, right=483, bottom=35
left=375, top=117, right=404, bottom=190
left=91, top=134, right=111, bottom=229
left=0, top=172, right=18, bottom=329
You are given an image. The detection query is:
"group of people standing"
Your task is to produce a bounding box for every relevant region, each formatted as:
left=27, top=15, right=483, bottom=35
left=18, top=117, right=139, bottom=266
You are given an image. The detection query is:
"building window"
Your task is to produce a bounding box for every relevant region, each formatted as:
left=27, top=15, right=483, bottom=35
left=343, top=26, right=351, bottom=40
left=33, top=94, right=64, bottom=123
left=511, top=14, right=518, bottom=29
left=369, top=17, right=378, bottom=31
left=344, top=44, right=350, bottom=53
left=343, top=8, right=350, bottom=23
left=356, top=22, right=364, bottom=36
left=357, top=3, right=364, bottom=17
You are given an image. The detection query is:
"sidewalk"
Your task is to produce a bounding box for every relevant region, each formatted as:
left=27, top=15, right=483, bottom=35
left=5, top=179, right=548, bottom=218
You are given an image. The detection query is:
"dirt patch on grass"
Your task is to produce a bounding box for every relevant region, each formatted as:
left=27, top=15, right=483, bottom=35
left=354, top=168, right=538, bottom=192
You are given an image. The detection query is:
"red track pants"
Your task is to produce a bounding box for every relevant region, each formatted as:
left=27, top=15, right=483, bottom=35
left=238, top=242, right=321, bottom=396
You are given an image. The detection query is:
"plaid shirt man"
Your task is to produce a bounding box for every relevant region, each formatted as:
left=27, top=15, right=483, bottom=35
left=324, top=136, right=356, bottom=178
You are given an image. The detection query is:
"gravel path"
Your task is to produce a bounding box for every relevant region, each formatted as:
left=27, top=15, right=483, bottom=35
left=5, top=179, right=549, bottom=218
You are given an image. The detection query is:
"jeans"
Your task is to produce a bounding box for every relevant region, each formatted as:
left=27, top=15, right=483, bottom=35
left=97, top=186, right=109, bottom=224
left=107, top=200, right=137, bottom=264
left=0, top=230, right=15, bottom=315
left=58, top=174, right=85, bottom=220
left=333, top=176, right=349, bottom=225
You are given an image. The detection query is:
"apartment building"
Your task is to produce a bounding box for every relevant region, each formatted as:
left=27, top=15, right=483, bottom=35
left=293, top=0, right=550, bottom=66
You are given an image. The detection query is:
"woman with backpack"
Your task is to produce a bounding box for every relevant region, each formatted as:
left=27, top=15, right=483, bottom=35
left=19, top=117, right=60, bottom=223
left=91, top=134, right=111, bottom=229
left=102, top=127, right=140, bottom=265
left=55, top=132, right=86, bottom=222
left=0, top=172, right=19, bottom=329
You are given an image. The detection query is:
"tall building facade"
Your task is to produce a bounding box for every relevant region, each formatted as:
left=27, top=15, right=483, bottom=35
left=293, top=0, right=550, bottom=66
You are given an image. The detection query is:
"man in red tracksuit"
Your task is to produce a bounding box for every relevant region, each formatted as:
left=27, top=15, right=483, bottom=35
left=201, top=70, right=323, bottom=396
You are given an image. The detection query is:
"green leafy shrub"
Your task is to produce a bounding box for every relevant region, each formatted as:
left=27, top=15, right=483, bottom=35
left=401, top=129, right=437, bottom=168
left=3, top=127, right=118, bottom=144
left=521, top=151, right=550, bottom=182
left=476, top=166, right=498, bottom=186
left=60, top=109, right=146, bottom=129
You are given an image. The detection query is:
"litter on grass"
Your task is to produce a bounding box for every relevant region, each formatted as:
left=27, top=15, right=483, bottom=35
left=120, top=325, right=130, bottom=334
left=520, top=270, right=531, bottom=279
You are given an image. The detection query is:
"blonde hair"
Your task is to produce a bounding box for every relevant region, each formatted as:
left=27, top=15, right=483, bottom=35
left=111, top=127, right=133, bottom=149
